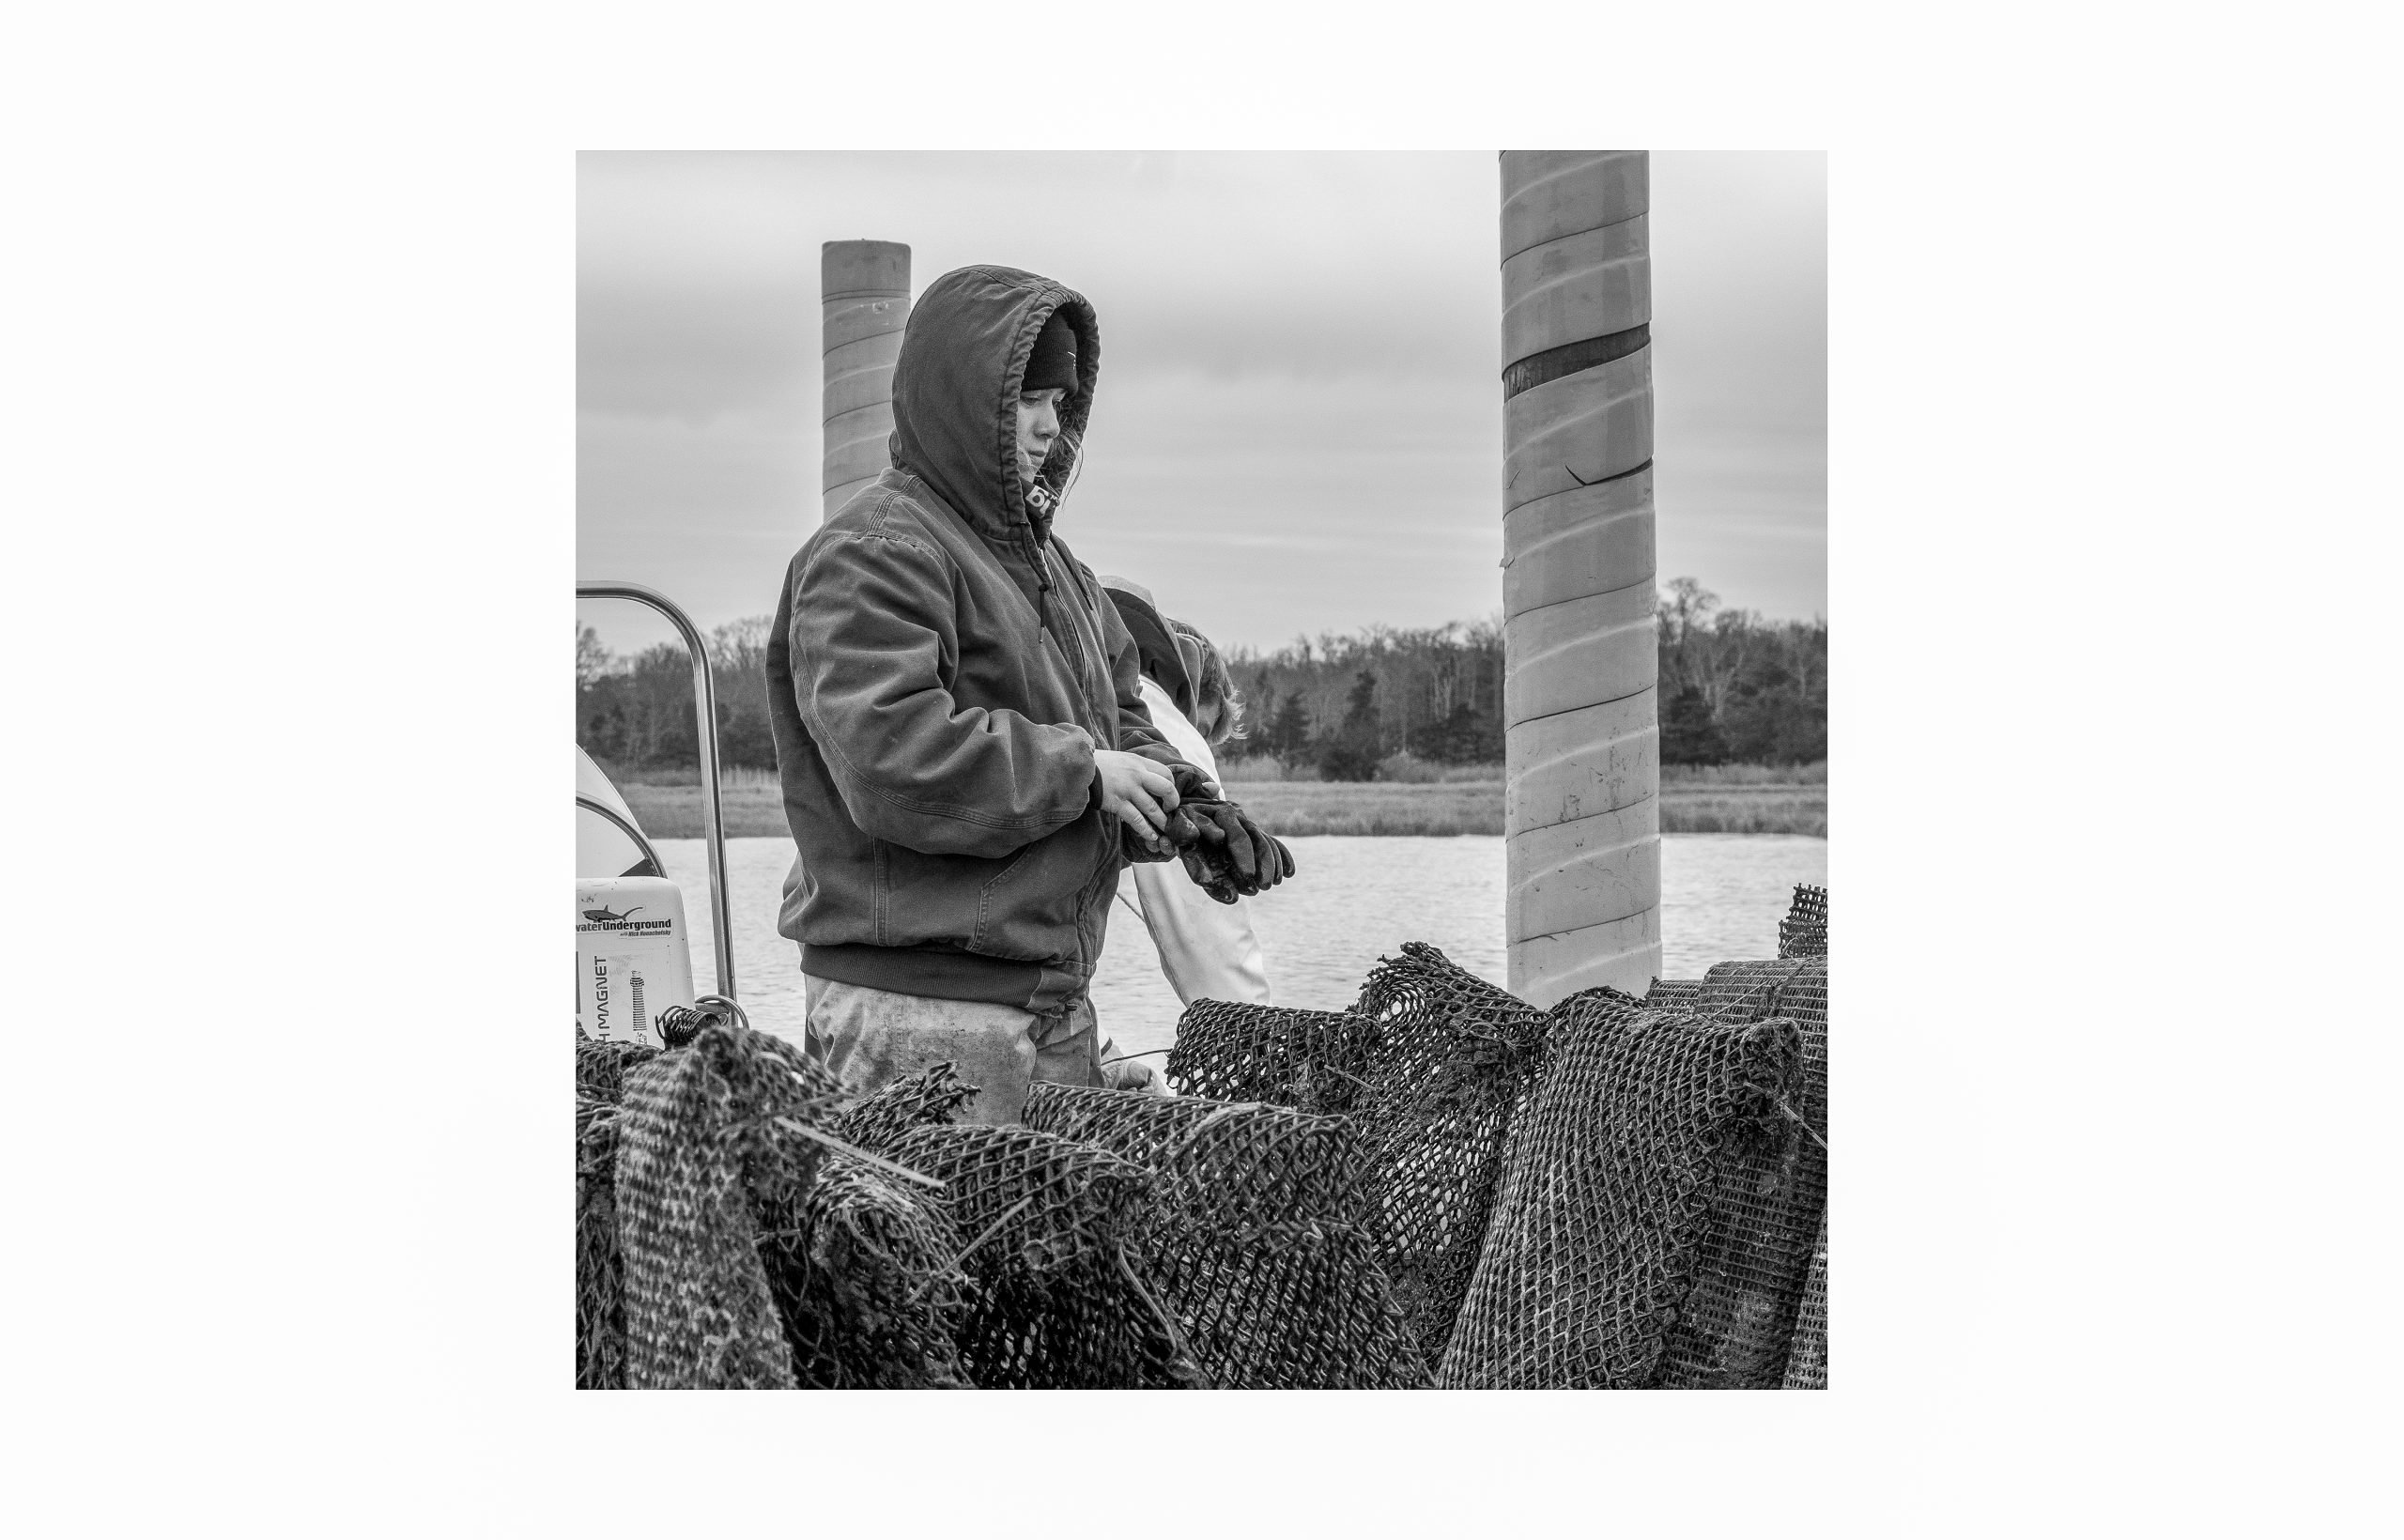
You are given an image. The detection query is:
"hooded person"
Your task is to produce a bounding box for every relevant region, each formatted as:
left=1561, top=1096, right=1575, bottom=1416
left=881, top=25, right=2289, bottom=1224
left=763, top=266, right=1201, bottom=1124
left=1099, top=577, right=1274, bottom=1011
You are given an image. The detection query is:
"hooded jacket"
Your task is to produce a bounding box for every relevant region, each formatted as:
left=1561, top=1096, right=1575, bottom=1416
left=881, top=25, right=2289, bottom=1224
left=765, top=266, right=1189, bottom=1017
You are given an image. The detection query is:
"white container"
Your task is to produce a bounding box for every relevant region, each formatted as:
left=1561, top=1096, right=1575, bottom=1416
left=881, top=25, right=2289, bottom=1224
left=576, top=876, right=695, bottom=1046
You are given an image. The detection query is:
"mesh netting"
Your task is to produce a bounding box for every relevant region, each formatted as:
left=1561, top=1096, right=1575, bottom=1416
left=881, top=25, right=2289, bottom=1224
left=1438, top=999, right=1801, bottom=1388
left=1023, top=1084, right=1430, bottom=1389
left=1644, top=978, right=1704, bottom=1010
left=1672, top=957, right=1827, bottom=1387
left=1554, top=983, right=1646, bottom=1017
left=833, top=1061, right=981, bottom=1153
left=760, top=1152, right=973, bottom=1390
left=575, top=1096, right=628, bottom=1389
left=1782, top=1215, right=1827, bottom=1389
left=1348, top=942, right=1553, bottom=1367
left=1779, top=884, right=1828, bottom=959
left=576, top=1031, right=661, bottom=1104
left=881, top=1122, right=1205, bottom=1389
left=613, top=1021, right=849, bottom=1390
left=1164, top=1000, right=1376, bottom=1116
left=755, top=1062, right=981, bottom=1389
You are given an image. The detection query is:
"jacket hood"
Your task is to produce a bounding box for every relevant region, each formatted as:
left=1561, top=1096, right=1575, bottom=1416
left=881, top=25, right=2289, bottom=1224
left=1099, top=574, right=1198, bottom=720
left=887, top=265, right=1100, bottom=547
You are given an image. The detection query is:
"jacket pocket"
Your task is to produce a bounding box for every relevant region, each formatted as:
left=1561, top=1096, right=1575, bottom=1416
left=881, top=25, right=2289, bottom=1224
left=969, top=812, right=1116, bottom=961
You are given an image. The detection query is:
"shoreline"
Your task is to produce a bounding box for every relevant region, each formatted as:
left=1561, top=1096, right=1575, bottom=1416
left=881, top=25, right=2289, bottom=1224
left=620, top=780, right=1827, bottom=839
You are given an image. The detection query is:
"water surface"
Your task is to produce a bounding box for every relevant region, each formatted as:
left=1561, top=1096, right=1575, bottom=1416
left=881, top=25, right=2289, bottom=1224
left=654, top=833, right=1826, bottom=1060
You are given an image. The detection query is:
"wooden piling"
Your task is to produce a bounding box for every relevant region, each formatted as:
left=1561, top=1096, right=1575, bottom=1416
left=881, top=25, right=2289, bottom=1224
left=1500, top=151, right=1661, bottom=1005
left=822, top=240, right=911, bottom=522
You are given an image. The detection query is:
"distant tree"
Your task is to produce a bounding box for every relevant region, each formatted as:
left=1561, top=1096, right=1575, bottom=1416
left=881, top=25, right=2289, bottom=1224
left=576, top=625, right=615, bottom=689
left=1659, top=684, right=1728, bottom=765
left=1268, top=689, right=1311, bottom=761
left=1317, top=670, right=1383, bottom=781
left=1411, top=701, right=1490, bottom=764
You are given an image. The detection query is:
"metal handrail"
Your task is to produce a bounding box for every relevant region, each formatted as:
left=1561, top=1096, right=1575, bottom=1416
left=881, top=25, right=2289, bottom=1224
left=576, top=794, right=668, bottom=881
left=577, top=580, right=735, bottom=1000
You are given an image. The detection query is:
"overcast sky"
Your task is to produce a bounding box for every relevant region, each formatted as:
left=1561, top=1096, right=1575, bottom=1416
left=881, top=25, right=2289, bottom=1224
left=578, top=151, right=1824, bottom=658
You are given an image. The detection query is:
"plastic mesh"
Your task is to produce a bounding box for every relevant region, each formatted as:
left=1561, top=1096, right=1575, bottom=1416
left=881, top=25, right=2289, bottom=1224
left=1165, top=1000, right=1376, bottom=1116
left=576, top=1031, right=661, bottom=1104
left=1782, top=1216, right=1827, bottom=1389
left=1779, top=884, right=1828, bottom=959
left=760, top=1152, right=973, bottom=1390
left=1348, top=943, right=1553, bottom=1367
left=1438, top=1000, right=1800, bottom=1388
left=1644, top=978, right=1704, bottom=1010
left=832, top=1060, right=980, bottom=1153
left=1680, top=957, right=1827, bottom=1387
left=613, top=1021, right=848, bottom=1390
left=1023, top=1085, right=1430, bottom=1389
left=882, top=1122, right=1205, bottom=1389
left=575, top=1096, right=627, bottom=1389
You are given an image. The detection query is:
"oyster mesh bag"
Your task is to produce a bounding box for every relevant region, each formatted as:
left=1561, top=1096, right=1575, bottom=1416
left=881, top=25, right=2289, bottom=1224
left=832, top=1060, right=981, bottom=1153
left=1165, top=1000, right=1377, bottom=1116
left=1023, top=1085, right=1429, bottom=1389
left=1644, top=978, right=1704, bottom=1010
left=760, top=1152, right=972, bottom=1390
left=1782, top=1215, right=1828, bottom=1389
left=1438, top=999, right=1801, bottom=1388
left=1779, top=884, right=1828, bottom=959
left=1348, top=943, right=1553, bottom=1367
left=881, top=1122, right=1205, bottom=1389
left=576, top=1030, right=662, bottom=1103
left=756, top=1062, right=985, bottom=1390
left=575, top=1096, right=628, bottom=1389
left=1673, top=957, right=1827, bottom=1385
left=613, top=1021, right=848, bottom=1390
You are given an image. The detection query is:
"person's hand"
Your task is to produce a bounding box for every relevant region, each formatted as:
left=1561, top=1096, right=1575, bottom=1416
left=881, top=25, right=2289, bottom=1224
left=1105, top=1059, right=1165, bottom=1094
left=1094, top=749, right=1178, bottom=854
left=1101, top=1047, right=1166, bottom=1094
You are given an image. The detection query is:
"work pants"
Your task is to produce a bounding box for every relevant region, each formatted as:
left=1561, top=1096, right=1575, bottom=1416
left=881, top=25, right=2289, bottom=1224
left=801, top=974, right=1103, bottom=1126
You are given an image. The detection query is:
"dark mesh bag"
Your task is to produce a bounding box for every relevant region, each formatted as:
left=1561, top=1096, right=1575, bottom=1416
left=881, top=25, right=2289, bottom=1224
left=1348, top=942, right=1553, bottom=1367
left=1782, top=1216, right=1827, bottom=1389
left=575, top=1096, right=628, bottom=1389
left=832, top=1060, right=980, bottom=1153
left=576, top=1031, right=662, bottom=1104
left=1686, top=958, right=1827, bottom=1386
left=883, top=1122, right=1205, bottom=1389
left=1779, top=884, right=1828, bottom=959
left=1165, top=1000, right=1377, bottom=1116
left=1023, top=1085, right=1429, bottom=1389
left=1438, top=1000, right=1800, bottom=1388
left=1644, top=978, right=1704, bottom=1010
left=614, top=1021, right=848, bottom=1390
left=760, top=1152, right=972, bottom=1390
left=753, top=1060, right=981, bottom=1389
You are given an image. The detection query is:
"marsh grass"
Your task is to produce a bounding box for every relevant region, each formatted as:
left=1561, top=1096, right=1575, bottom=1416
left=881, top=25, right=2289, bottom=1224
left=615, top=768, right=1826, bottom=839
left=1663, top=761, right=1826, bottom=786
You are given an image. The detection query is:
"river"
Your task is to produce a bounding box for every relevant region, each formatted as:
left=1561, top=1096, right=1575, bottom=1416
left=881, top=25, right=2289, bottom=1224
left=651, top=833, right=1826, bottom=1059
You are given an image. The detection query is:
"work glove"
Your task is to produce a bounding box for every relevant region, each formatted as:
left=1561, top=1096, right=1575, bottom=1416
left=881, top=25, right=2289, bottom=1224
left=1180, top=799, right=1295, bottom=902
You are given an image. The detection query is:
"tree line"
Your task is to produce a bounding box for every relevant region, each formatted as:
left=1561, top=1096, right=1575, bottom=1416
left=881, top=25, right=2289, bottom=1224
left=574, top=578, right=1825, bottom=778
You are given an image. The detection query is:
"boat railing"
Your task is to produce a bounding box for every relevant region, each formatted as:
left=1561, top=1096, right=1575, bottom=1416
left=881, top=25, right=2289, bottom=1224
left=576, top=580, right=736, bottom=1001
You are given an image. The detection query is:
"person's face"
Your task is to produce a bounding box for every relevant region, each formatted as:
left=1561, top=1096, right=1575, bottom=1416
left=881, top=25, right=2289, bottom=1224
left=1015, top=387, right=1065, bottom=489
